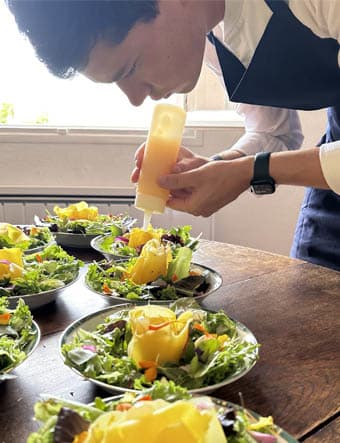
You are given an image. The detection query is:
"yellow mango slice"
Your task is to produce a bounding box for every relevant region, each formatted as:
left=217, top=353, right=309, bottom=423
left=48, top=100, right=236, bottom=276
left=83, top=399, right=227, bottom=443
left=0, top=223, right=28, bottom=243
left=127, top=226, right=163, bottom=249
left=127, top=305, right=192, bottom=366
left=0, top=248, right=24, bottom=279
left=128, top=239, right=170, bottom=285
left=54, top=201, right=98, bottom=221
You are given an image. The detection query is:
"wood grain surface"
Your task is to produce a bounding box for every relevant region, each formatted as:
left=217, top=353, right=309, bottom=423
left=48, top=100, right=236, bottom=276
left=0, top=242, right=339, bottom=443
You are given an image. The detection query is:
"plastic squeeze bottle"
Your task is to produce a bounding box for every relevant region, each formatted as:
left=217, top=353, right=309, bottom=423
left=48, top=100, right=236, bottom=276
left=135, top=104, right=186, bottom=229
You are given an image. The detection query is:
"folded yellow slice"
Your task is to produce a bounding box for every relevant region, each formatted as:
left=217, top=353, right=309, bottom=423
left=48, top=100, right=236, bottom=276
left=83, top=398, right=227, bottom=443
left=0, top=223, right=29, bottom=243
left=128, top=238, right=171, bottom=285
left=127, top=226, right=163, bottom=249
left=127, top=305, right=192, bottom=366
left=54, top=201, right=98, bottom=221
left=0, top=248, right=24, bottom=279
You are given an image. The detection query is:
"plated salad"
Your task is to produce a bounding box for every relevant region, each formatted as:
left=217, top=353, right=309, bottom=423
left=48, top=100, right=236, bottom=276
left=0, top=223, right=54, bottom=253
left=92, top=225, right=200, bottom=259
left=27, top=382, right=289, bottom=443
left=39, top=201, right=135, bottom=236
left=0, top=296, right=40, bottom=380
left=0, top=244, right=82, bottom=298
left=86, top=236, right=218, bottom=302
left=61, top=300, right=259, bottom=392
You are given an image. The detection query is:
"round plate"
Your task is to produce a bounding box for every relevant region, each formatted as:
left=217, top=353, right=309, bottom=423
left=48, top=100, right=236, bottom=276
left=91, top=233, right=200, bottom=261
left=7, top=272, right=80, bottom=310
left=1, top=225, right=56, bottom=255
left=90, top=395, right=298, bottom=443
left=60, top=303, right=258, bottom=395
left=55, top=232, right=99, bottom=249
left=85, top=262, right=223, bottom=305
left=24, top=239, right=56, bottom=255
left=51, top=217, right=137, bottom=249
left=90, top=234, right=130, bottom=260
left=1, top=320, right=41, bottom=382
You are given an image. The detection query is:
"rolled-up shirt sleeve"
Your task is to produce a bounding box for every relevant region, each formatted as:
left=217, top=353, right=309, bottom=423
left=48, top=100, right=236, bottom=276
left=230, top=103, right=304, bottom=155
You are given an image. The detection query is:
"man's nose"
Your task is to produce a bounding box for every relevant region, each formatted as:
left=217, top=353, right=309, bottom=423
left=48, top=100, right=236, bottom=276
left=118, top=80, right=151, bottom=107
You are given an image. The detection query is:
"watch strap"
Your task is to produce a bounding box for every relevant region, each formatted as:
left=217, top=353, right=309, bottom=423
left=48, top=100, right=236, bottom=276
left=253, top=152, right=272, bottom=180
left=250, top=152, right=276, bottom=194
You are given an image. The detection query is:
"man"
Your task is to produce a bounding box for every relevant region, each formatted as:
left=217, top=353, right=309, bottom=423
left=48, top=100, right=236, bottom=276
left=7, top=0, right=340, bottom=270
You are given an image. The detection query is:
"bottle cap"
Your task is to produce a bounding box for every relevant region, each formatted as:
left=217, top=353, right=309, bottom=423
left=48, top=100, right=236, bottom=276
left=135, top=193, right=166, bottom=214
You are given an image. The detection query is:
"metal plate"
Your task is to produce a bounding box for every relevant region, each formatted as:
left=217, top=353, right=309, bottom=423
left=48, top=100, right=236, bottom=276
left=8, top=272, right=80, bottom=310
left=0, top=320, right=41, bottom=381
left=85, top=262, right=223, bottom=305
left=60, top=303, right=258, bottom=395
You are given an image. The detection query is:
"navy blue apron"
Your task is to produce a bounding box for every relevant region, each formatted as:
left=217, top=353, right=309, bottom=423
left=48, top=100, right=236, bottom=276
left=209, top=0, right=340, bottom=270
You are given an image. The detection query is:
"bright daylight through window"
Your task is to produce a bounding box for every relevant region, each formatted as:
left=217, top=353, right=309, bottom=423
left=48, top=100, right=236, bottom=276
left=0, top=3, right=183, bottom=128
left=0, top=3, right=236, bottom=129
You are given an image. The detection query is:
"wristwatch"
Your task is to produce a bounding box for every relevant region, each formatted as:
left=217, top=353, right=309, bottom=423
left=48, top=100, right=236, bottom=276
left=250, top=152, right=276, bottom=195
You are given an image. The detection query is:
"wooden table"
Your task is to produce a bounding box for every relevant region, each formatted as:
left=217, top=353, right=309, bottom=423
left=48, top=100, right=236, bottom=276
left=1, top=240, right=339, bottom=443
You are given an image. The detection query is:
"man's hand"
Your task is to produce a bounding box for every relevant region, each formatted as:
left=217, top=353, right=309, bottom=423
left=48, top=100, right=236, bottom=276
left=130, top=145, right=210, bottom=183
left=158, top=156, right=254, bottom=217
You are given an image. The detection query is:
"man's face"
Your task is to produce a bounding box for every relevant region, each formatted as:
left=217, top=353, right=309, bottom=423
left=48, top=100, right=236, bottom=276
left=82, top=1, right=206, bottom=106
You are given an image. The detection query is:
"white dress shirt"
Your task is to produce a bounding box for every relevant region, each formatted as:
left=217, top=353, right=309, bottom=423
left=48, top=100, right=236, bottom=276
left=206, top=0, right=340, bottom=193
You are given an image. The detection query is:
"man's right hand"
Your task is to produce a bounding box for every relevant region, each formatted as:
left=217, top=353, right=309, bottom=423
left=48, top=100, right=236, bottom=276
left=130, top=145, right=211, bottom=183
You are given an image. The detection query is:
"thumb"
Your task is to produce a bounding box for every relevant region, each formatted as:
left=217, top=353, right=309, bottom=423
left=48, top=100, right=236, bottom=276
left=158, top=170, right=197, bottom=190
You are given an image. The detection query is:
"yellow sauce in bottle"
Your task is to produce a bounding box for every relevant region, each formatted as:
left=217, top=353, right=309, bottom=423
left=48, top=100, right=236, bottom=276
left=135, top=104, right=186, bottom=226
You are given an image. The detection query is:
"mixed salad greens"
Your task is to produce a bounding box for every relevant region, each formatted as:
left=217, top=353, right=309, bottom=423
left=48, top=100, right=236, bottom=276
left=27, top=381, right=282, bottom=443
left=95, top=225, right=200, bottom=259
left=40, top=201, right=135, bottom=236
left=62, top=299, right=259, bottom=391
left=0, top=296, right=38, bottom=380
left=0, top=223, right=54, bottom=252
left=86, top=234, right=211, bottom=301
left=0, top=244, right=83, bottom=297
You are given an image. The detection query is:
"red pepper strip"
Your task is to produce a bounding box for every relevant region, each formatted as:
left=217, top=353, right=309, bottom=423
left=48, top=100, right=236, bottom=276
left=137, top=395, right=152, bottom=402
left=172, top=273, right=178, bottom=282
left=148, top=321, right=174, bottom=331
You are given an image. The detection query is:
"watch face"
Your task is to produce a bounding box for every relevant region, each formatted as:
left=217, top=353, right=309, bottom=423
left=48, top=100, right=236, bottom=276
left=251, top=182, right=275, bottom=195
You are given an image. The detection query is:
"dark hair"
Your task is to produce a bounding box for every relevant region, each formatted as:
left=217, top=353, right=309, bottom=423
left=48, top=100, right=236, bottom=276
left=7, top=0, right=159, bottom=78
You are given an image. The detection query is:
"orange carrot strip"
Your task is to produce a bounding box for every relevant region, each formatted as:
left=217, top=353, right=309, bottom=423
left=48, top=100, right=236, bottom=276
left=0, top=312, right=11, bottom=325
left=102, top=283, right=112, bottom=294
left=116, top=403, right=132, bottom=412
left=139, top=360, right=157, bottom=369
left=145, top=366, right=157, bottom=382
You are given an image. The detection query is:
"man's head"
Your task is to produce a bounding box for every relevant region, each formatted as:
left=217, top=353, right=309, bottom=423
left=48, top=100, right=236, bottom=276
left=7, top=0, right=214, bottom=106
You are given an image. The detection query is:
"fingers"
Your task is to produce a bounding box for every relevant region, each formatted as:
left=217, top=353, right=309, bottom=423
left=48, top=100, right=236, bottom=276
left=158, top=170, right=197, bottom=191
left=134, top=143, right=145, bottom=168
left=131, top=143, right=145, bottom=183
left=130, top=167, right=140, bottom=183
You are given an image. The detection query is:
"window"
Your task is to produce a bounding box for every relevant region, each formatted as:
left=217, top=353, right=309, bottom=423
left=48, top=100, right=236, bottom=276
left=0, top=3, right=237, bottom=129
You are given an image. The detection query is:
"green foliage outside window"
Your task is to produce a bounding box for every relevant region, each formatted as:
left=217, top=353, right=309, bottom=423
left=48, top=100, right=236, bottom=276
left=0, top=102, right=14, bottom=124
